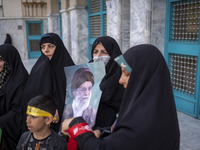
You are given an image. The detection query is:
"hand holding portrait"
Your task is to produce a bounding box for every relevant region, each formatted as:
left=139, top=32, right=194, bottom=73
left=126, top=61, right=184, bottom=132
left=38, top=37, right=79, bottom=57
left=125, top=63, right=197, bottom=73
left=61, top=118, right=75, bottom=137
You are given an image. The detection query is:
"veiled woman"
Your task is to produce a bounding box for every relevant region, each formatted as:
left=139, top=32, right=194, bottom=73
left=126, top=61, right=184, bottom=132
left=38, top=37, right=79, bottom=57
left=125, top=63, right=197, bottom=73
left=62, top=44, right=180, bottom=150
left=90, top=36, right=125, bottom=128
left=0, top=44, right=28, bottom=149
left=21, top=33, right=75, bottom=132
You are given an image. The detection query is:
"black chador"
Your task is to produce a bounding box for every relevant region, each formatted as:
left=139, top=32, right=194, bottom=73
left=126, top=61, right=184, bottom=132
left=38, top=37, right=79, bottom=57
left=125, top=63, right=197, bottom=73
left=21, top=33, right=75, bottom=133
left=0, top=44, right=28, bottom=150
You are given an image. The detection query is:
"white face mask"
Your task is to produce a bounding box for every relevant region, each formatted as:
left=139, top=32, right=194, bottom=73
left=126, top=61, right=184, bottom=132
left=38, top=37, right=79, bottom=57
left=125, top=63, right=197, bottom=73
left=93, top=56, right=111, bottom=65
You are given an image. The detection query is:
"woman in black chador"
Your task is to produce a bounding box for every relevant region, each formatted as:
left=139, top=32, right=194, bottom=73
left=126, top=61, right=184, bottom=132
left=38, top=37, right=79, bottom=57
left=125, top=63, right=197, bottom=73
left=0, top=44, right=28, bottom=150
left=21, top=33, right=75, bottom=133
left=62, top=44, right=180, bottom=150
left=90, top=36, right=125, bottom=128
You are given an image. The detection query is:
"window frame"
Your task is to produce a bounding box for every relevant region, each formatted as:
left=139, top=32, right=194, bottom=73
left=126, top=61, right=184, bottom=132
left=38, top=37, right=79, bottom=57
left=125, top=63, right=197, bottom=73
left=26, top=20, right=44, bottom=58
left=164, top=0, right=200, bottom=119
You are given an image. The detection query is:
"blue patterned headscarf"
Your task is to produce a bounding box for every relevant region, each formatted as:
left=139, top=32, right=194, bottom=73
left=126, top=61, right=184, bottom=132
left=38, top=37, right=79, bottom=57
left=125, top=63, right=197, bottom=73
left=114, top=55, right=132, bottom=73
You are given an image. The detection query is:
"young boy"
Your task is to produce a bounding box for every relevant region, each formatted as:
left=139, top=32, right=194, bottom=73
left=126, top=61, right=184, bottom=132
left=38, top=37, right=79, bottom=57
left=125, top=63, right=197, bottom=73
left=17, top=95, right=67, bottom=150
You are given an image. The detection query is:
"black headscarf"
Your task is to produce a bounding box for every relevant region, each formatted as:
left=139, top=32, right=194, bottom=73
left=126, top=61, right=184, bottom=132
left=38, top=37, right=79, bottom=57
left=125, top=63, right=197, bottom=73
left=75, top=44, right=180, bottom=150
left=0, top=44, right=28, bottom=149
left=90, top=36, right=125, bottom=128
left=22, top=33, right=75, bottom=132
left=4, top=34, right=12, bottom=44
left=38, top=33, right=75, bottom=108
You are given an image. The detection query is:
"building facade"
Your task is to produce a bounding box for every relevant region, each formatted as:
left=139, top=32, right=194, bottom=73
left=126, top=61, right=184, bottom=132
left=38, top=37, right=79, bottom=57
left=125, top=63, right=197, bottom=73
left=0, top=0, right=199, bottom=119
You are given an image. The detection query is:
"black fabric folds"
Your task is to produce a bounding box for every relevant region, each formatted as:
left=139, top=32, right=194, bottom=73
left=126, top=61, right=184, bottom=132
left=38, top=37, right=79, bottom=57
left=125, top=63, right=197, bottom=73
left=4, top=34, right=12, bottom=44
left=90, top=36, right=124, bottom=128
left=75, top=44, right=180, bottom=150
left=21, top=33, right=75, bottom=132
left=0, top=44, right=28, bottom=150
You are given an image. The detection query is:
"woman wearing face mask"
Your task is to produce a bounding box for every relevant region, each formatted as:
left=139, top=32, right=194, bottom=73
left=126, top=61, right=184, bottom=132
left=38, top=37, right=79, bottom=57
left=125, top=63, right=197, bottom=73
left=21, top=33, right=75, bottom=133
left=90, top=36, right=125, bottom=129
left=0, top=44, right=28, bottom=150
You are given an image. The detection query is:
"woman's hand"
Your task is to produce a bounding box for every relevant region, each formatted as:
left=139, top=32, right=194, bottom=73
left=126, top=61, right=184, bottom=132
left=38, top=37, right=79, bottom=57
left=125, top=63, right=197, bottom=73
left=61, top=118, right=75, bottom=137
left=93, top=129, right=101, bottom=138
left=53, top=109, right=59, bottom=123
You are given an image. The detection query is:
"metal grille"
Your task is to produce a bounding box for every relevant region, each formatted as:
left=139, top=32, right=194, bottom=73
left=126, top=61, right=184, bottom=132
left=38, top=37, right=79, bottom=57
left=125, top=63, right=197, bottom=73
left=170, top=54, right=197, bottom=95
left=28, top=23, right=41, bottom=35
left=171, top=0, right=200, bottom=42
left=89, top=0, right=107, bottom=38
left=90, top=0, right=100, bottom=13
left=30, top=40, right=40, bottom=52
left=90, top=15, right=101, bottom=37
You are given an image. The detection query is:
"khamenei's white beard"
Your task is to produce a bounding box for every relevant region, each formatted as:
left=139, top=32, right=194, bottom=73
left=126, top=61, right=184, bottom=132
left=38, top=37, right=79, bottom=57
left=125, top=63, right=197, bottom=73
left=72, top=95, right=91, bottom=117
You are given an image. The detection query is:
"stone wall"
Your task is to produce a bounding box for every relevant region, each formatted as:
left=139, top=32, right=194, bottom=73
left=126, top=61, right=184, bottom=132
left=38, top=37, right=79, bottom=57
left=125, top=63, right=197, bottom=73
left=0, top=17, right=48, bottom=59
left=151, top=0, right=166, bottom=55
left=121, top=0, right=130, bottom=53
left=106, top=0, right=166, bottom=54
left=0, top=0, right=167, bottom=61
left=47, top=14, right=60, bottom=35
left=61, top=4, right=88, bottom=65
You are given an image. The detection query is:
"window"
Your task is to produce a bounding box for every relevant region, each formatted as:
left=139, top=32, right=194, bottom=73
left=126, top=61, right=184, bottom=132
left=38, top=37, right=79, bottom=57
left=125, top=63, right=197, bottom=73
left=88, top=0, right=107, bottom=59
left=26, top=21, right=44, bottom=58
left=165, top=0, right=200, bottom=119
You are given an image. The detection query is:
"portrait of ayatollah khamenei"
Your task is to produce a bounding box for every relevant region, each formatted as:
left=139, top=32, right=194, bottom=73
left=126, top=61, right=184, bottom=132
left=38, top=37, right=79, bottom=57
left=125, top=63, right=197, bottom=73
left=60, top=61, right=105, bottom=130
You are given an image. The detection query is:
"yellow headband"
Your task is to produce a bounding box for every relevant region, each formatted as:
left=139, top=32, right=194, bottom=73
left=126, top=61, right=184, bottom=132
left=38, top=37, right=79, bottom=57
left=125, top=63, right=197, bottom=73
left=26, top=106, right=56, bottom=121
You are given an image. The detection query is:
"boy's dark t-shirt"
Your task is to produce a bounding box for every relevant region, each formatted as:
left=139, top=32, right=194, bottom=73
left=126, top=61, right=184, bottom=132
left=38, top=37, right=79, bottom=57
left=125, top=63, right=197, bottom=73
left=27, top=133, right=51, bottom=150
left=17, top=129, right=67, bottom=150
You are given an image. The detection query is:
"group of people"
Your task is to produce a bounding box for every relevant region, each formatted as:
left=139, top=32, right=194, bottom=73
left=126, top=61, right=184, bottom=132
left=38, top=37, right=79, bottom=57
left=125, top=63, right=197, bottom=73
left=0, top=33, right=180, bottom=150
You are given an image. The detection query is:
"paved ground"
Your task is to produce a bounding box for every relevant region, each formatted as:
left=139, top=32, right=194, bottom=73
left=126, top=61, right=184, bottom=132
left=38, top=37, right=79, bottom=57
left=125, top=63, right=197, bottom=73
left=22, top=58, right=200, bottom=150
left=177, top=111, right=200, bottom=150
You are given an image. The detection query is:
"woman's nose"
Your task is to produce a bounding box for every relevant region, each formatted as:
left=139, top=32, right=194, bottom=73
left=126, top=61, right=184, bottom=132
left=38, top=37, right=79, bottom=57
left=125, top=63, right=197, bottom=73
left=96, top=51, right=101, bottom=57
left=119, top=75, right=124, bottom=85
left=43, top=46, right=49, bottom=52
